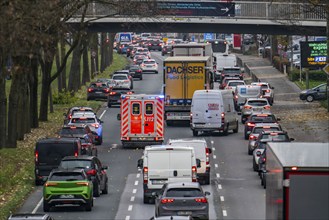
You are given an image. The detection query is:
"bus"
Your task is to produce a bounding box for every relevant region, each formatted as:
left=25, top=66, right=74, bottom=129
left=206, top=39, right=229, bottom=54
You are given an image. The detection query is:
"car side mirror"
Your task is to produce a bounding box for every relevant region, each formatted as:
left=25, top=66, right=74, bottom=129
left=276, top=118, right=281, bottom=121
left=137, top=159, right=143, bottom=169
left=290, top=138, right=295, bottom=141
left=271, top=86, right=275, bottom=89
left=205, top=191, right=211, bottom=196
left=102, top=165, right=108, bottom=170
left=117, top=114, right=121, bottom=121
left=207, top=148, right=212, bottom=154
left=196, top=159, right=201, bottom=168
left=238, top=112, right=242, bottom=115
left=256, top=151, right=261, bottom=156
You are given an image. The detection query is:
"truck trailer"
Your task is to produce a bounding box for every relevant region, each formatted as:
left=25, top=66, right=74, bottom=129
left=163, top=56, right=213, bottom=125
left=266, top=142, right=329, bottom=220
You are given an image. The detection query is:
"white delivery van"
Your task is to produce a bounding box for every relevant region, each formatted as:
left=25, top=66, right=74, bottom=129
left=167, top=138, right=212, bottom=185
left=234, top=85, right=262, bottom=111
left=137, top=145, right=199, bottom=204
left=190, top=90, right=239, bottom=136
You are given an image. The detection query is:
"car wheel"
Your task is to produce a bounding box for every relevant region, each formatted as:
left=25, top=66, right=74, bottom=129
left=223, top=124, right=229, bottom=136
left=166, top=120, right=173, bottom=126
left=241, top=116, right=246, bottom=124
left=107, top=102, right=111, bottom=108
left=35, top=179, right=43, bottom=186
left=92, top=148, right=97, bottom=157
left=233, top=121, right=239, bottom=133
left=192, top=130, right=198, bottom=137
left=253, top=159, right=258, bottom=171
left=93, top=181, right=101, bottom=197
left=248, top=148, right=253, bottom=155
left=140, top=76, right=143, bottom=80
left=306, top=95, right=314, bottom=102
left=85, top=198, right=93, bottom=211
left=102, top=179, right=108, bottom=194
left=43, top=200, right=50, bottom=212
left=244, top=132, right=249, bottom=140
left=204, top=175, right=210, bottom=185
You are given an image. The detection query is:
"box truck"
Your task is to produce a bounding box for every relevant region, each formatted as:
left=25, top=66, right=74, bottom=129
left=266, top=142, right=329, bottom=220
left=163, top=56, right=213, bottom=125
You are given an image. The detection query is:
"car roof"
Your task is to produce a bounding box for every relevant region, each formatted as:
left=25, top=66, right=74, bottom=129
left=8, top=213, right=52, bottom=220
left=250, top=113, right=275, bottom=117
left=166, top=182, right=201, bottom=189
left=261, top=130, right=287, bottom=134
left=112, top=74, right=128, bottom=77
left=168, top=138, right=207, bottom=144
left=253, top=123, right=280, bottom=128
left=70, top=106, right=93, bottom=111
left=37, top=137, right=79, bottom=144
left=246, top=98, right=269, bottom=101
left=143, top=59, right=156, bottom=62
left=71, top=113, right=96, bottom=118
left=114, top=70, right=129, bottom=74
left=51, top=168, right=85, bottom=174
left=62, top=155, right=95, bottom=161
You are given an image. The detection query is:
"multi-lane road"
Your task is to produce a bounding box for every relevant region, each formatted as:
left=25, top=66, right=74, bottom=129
left=18, top=52, right=265, bottom=220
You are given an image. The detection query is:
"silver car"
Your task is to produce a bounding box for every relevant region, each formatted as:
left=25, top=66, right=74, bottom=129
left=241, top=98, right=271, bottom=124
left=251, top=82, right=275, bottom=105
left=154, top=182, right=210, bottom=219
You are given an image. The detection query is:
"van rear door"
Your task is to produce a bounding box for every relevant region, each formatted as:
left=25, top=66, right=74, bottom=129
left=168, top=149, right=192, bottom=182
left=192, top=94, right=221, bottom=127
left=147, top=150, right=170, bottom=188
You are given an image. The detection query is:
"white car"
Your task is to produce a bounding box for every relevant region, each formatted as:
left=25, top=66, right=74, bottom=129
left=224, top=80, right=246, bottom=92
left=111, top=74, right=131, bottom=89
left=140, top=59, right=158, bottom=73
left=251, top=82, right=275, bottom=105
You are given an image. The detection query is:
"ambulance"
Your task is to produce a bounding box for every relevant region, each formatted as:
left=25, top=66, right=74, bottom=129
left=117, top=94, right=165, bottom=148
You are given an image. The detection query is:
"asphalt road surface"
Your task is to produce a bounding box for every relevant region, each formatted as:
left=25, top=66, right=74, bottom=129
left=18, top=52, right=265, bottom=220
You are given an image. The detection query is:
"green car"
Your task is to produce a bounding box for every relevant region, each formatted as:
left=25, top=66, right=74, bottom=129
left=43, top=169, right=93, bottom=212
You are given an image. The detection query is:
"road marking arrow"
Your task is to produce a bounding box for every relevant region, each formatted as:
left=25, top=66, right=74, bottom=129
left=221, top=7, right=229, bottom=13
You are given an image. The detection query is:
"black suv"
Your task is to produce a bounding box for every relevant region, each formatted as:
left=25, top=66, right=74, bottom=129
left=34, top=137, right=82, bottom=185
left=244, top=113, right=280, bottom=139
left=59, top=156, right=108, bottom=197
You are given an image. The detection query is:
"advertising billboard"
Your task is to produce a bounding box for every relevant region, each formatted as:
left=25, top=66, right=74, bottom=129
left=300, top=41, right=327, bottom=68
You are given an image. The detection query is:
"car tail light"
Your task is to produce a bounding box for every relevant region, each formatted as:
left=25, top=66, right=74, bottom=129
left=262, top=157, right=266, bottom=162
left=235, top=95, right=238, bottom=99
left=247, top=122, right=255, bottom=127
left=249, top=135, right=255, bottom=140
left=127, top=92, right=133, bottom=95
left=86, top=169, right=97, bottom=176
left=104, top=88, right=109, bottom=93
left=110, top=92, right=116, bottom=95
left=161, top=198, right=174, bottom=204
left=264, top=106, right=271, bottom=110
left=124, top=80, right=130, bottom=83
left=143, top=167, right=148, bottom=184
left=226, top=86, right=232, bottom=89
left=244, top=105, right=252, bottom=109
left=69, top=114, right=72, bottom=119
left=88, top=88, right=93, bottom=93
left=45, top=182, right=58, bottom=187
left=192, top=166, right=197, bottom=182
left=190, top=112, right=193, bottom=121
left=74, top=150, right=78, bottom=157
left=141, top=64, right=145, bottom=67
left=35, top=150, right=39, bottom=163
left=195, top=197, right=208, bottom=203
left=221, top=112, right=225, bottom=122
left=136, top=69, right=142, bottom=72
left=76, top=182, right=89, bottom=186
left=91, top=123, right=99, bottom=128
left=265, top=89, right=270, bottom=93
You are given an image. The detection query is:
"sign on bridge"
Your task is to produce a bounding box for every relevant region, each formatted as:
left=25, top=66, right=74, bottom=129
left=156, top=1, right=235, bottom=17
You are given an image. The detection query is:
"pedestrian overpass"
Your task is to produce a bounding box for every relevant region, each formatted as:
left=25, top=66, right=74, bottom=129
left=68, top=1, right=327, bottom=35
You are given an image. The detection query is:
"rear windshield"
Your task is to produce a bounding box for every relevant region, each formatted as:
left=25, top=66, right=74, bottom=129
left=253, top=127, right=280, bottom=133
left=138, top=48, right=149, bottom=52
left=112, top=87, right=130, bottom=91
left=166, top=188, right=203, bottom=197
left=261, top=134, right=289, bottom=141
left=228, top=82, right=244, bottom=87
left=247, top=100, right=268, bottom=106
left=261, top=85, right=269, bottom=89
left=250, top=115, right=276, bottom=122
left=49, top=172, right=85, bottom=181
left=129, top=66, right=140, bottom=70
left=223, top=69, right=240, bottom=74
left=71, top=118, right=96, bottom=124
left=60, top=160, right=92, bottom=169
left=59, top=127, right=85, bottom=135
left=113, top=75, right=127, bottom=80
left=37, top=142, right=76, bottom=163
left=144, top=61, right=155, bottom=64
left=72, top=109, right=93, bottom=116
left=90, top=83, right=107, bottom=88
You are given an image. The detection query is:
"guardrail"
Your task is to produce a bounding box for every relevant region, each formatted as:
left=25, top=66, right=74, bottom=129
left=77, top=1, right=326, bottom=21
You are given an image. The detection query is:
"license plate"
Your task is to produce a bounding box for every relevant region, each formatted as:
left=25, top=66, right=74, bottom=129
left=253, top=108, right=262, bottom=112
left=178, top=211, right=192, bottom=215
left=95, top=91, right=102, bottom=94
left=146, top=65, right=152, bottom=67
left=152, top=180, right=166, bottom=185
left=60, top=195, right=74, bottom=199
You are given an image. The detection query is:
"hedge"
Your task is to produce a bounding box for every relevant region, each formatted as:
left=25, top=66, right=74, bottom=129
left=288, top=69, right=327, bottom=81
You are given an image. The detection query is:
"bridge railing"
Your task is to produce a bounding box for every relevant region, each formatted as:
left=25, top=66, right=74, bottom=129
left=78, top=1, right=326, bottom=21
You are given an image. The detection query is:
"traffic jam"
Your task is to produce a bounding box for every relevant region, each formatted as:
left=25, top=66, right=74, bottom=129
left=19, top=33, right=328, bottom=220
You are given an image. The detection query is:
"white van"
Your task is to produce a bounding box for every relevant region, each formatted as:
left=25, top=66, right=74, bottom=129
left=167, top=138, right=212, bottom=185
left=141, top=33, right=151, bottom=40
left=137, top=145, right=199, bottom=204
left=190, top=90, right=239, bottom=136
left=234, top=85, right=262, bottom=111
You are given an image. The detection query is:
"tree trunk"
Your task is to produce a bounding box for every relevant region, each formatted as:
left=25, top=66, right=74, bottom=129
left=90, top=33, right=98, bottom=79
left=0, top=55, right=7, bottom=149
left=29, top=57, right=38, bottom=128
left=68, top=39, right=82, bottom=94
left=17, top=71, right=30, bottom=140
left=49, top=86, right=54, bottom=113
left=60, top=36, right=67, bottom=91
left=104, top=33, right=110, bottom=68
left=56, top=45, right=62, bottom=93
left=100, top=33, right=106, bottom=73
left=39, top=57, right=54, bottom=122
left=108, top=33, right=116, bottom=65
left=82, top=36, right=90, bottom=85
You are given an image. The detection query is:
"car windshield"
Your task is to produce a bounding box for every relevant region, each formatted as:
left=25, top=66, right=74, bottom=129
left=166, top=188, right=203, bottom=197
left=129, top=66, right=139, bottom=70
left=113, top=75, right=127, bottom=80
left=253, top=127, right=280, bottom=133
left=144, top=61, right=155, bottom=64
left=59, top=127, right=85, bottom=135
left=250, top=115, right=275, bottom=122
left=60, top=160, right=92, bottom=169
left=247, top=100, right=268, bottom=106
left=71, top=118, right=96, bottom=124
left=49, top=172, right=85, bottom=181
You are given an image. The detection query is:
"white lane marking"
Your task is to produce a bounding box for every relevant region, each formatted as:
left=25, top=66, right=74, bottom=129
left=211, top=140, right=214, bottom=144
left=99, top=110, right=106, bottom=119
left=136, top=173, right=140, bottom=178
left=125, top=216, right=130, bottom=220
left=134, top=181, right=139, bottom=186
left=215, top=164, right=218, bottom=168
left=220, top=196, right=225, bottom=202
left=32, top=198, right=43, bottom=214
left=130, top=196, right=135, bottom=202
left=133, top=189, right=137, bottom=194
left=218, top=184, right=222, bottom=190
left=216, top=173, right=220, bottom=178
left=128, top=205, right=133, bottom=211
left=212, top=147, right=215, bottom=151
left=223, top=210, right=227, bottom=216
left=213, top=155, right=217, bottom=159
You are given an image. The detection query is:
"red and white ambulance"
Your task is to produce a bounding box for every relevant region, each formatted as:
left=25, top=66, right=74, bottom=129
left=118, top=94, right=164, bottom=148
